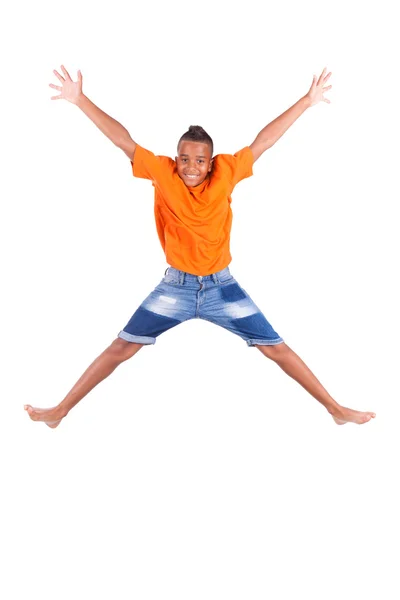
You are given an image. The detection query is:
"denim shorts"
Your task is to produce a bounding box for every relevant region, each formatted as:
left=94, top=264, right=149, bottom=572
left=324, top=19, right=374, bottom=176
left=118, top=266, right=284, bottom=347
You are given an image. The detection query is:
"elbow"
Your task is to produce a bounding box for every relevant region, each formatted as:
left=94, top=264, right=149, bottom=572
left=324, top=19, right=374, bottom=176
left=255, top=135, right=275, bottom=151
left=262, top=137, right=275, bottom=150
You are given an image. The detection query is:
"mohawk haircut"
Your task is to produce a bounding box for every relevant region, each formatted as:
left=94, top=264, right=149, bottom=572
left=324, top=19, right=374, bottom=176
left=177, top=125, right=214, bottom=156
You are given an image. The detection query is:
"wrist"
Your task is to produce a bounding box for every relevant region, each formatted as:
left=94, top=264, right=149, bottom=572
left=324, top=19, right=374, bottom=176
left=301, top=95, right=312, bottom=109
left=75, top=93, right=87, bottom=108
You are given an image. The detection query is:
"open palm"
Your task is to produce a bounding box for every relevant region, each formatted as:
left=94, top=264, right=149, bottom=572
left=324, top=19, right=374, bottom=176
left=306, top=67, right=332, bottom=106
left=49, top=65, right=83, bottom=104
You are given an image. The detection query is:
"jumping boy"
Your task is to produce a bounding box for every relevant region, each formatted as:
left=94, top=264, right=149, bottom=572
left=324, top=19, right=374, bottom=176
left=24, top=65, right=375, bottom=428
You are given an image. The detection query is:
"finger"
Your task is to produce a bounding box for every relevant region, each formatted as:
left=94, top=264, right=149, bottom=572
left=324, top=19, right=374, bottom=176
left=77, top=69, right=83, bottom=86
left=322, top=85, right=332, bottom=92
left=61, top=64, right=72, bottom=81
left=323, top=71, right=332, bottom=83
left=49, top=83, right=62, bottom=91
left=51, top=95, right=63, bottom=100
left=53, top=69, right=65, bottom=83
left=317, top=67, right=327, bottom=86
left=323, top=97, right=331, bottom=104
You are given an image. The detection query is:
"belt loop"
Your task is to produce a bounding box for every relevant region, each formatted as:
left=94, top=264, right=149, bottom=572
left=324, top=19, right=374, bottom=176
left=212, top=271, right=219, bottom=284
left=179, top=271, right=185, bottom=285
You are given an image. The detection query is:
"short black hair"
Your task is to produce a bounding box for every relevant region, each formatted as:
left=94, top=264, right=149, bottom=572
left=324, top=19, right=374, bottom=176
left=177, top=125, right=213, bottom=155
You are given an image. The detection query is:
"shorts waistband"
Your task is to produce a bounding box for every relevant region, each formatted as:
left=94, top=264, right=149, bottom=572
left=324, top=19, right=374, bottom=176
left=165, top=266, right=231, bottom=285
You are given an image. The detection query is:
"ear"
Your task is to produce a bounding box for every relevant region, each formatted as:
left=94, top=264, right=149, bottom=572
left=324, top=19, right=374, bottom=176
left=208, top=158, right=214, bottom=172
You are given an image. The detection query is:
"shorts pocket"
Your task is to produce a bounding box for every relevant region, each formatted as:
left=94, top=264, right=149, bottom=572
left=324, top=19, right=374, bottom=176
left=218, top=268, right=235, bottom=284
left=162, top=275, right=181, bottom=286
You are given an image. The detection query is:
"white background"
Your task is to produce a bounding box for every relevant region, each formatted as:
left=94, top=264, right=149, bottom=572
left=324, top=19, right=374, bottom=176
left=1, top=0, right=399, bottom=598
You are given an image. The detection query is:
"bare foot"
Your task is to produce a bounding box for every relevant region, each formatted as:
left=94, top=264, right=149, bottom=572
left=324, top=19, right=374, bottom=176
left=330, top=406, right=376, bottom=425
left=24, top=405, right=66, bottom=429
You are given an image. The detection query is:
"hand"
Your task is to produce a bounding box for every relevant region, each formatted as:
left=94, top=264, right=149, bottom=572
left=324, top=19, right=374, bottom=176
left=49, top=65, right=83, bottom=104
left=305, top=67, right=332, bottom=107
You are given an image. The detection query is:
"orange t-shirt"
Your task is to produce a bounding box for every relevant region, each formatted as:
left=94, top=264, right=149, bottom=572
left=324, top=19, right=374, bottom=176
left=132, top=145, right=254, bottom=275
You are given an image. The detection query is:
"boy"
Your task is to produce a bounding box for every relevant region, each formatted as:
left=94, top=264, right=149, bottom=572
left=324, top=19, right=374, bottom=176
left=24, top=65, right=375, bottom=428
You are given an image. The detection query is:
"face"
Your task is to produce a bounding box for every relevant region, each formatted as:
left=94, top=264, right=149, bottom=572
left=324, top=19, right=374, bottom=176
left=175, top=141, right=213, bottom=187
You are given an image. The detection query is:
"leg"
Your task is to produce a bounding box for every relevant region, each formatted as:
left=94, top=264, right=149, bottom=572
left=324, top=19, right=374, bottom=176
left=25, top=271, right=196, bottom=428
left=256, top=342, right=376, bottom=425
left=197, top=271, right=375, bottom=426
left=24, top=338, right=143, bottom=428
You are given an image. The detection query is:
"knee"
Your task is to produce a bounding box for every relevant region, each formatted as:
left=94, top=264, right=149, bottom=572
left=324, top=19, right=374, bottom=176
left=108, top=338, right=143, bottom=362
left=256, top=342, right=290, bottom=362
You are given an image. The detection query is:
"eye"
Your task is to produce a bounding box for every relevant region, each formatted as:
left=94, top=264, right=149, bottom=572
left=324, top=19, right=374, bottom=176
left=181, top=158, right=188, bottom=162
left=198, top=160, right=204, bottom=164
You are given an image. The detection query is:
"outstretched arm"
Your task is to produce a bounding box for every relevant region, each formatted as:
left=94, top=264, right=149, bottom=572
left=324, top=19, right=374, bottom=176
left=50, top=65, right=137, bottom=160
left=249, top=68, right=332, bottom=162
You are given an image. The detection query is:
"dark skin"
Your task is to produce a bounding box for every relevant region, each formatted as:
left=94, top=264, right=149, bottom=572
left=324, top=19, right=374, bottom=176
left=23, top=66, right=376, bottom=427
left=175, top=141, right=213, bottom=187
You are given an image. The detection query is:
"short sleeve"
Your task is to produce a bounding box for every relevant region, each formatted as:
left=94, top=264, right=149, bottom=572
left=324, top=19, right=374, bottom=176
left=131, top=145, right=175, bottom=182
left=213, top=146, right=254, bottom=189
